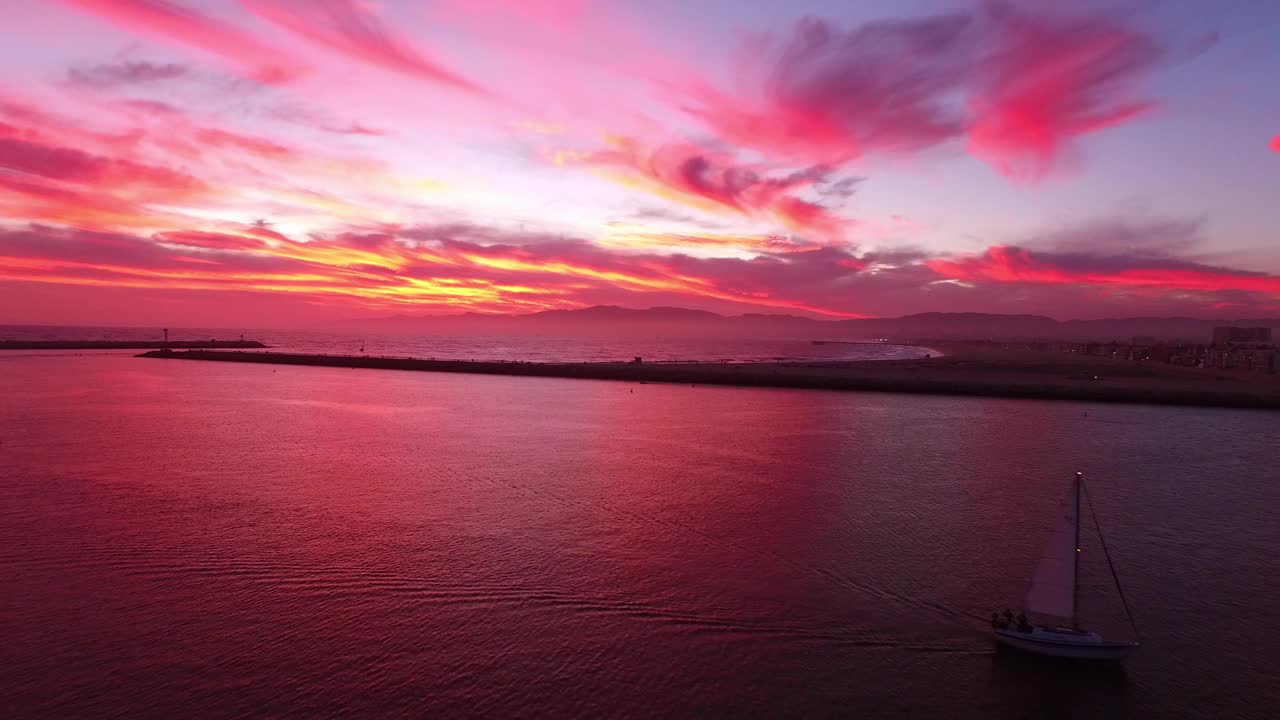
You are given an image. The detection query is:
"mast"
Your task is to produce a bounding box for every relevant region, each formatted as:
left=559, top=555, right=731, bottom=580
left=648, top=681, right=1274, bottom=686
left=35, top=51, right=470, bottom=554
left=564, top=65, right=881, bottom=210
left=1082, top=477, right=1142, bottom=642
left=1072, top=472, right=1082, bottom=630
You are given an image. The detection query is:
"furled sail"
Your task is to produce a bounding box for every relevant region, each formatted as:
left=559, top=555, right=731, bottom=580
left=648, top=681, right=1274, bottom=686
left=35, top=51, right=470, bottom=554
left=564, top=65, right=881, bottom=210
left=1023, top=487, right=1077, bottom=620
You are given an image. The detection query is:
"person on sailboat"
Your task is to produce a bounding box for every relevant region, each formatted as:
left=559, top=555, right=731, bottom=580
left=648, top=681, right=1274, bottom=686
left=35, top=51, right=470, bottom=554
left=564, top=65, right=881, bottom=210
left=990, top=472, right=1141, bottom=660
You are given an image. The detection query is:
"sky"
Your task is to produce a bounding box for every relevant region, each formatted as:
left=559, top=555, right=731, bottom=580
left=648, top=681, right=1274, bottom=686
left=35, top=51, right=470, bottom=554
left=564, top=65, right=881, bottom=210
left=1, top=0, right=1279, bottom=326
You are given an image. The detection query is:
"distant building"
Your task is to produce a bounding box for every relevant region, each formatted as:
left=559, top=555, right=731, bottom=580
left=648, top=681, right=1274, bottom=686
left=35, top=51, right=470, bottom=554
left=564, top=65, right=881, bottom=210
left=1132, top=336, right=1156, bottom=347
left=1212, top=327, right=1272, bottom=346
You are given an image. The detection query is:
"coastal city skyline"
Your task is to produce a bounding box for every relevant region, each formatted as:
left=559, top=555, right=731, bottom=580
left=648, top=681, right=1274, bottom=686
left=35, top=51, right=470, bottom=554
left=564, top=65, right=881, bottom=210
left=2, top=0, right=1279, bottom=327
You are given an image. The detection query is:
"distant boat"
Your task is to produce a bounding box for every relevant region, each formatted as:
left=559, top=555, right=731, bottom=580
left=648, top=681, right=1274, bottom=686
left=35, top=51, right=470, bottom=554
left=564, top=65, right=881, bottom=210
left=992, top=472, right=1140, bottom=660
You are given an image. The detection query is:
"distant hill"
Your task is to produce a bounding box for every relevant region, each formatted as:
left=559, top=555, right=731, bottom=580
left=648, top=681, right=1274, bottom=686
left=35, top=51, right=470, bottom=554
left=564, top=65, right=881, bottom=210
left=327, top=306, right=1280, bottom=342
left=328, top=305, right=825, bottom=337
left=525, top=305, right=723, bottom=324
left=837, top=313, right=1060, bottom=340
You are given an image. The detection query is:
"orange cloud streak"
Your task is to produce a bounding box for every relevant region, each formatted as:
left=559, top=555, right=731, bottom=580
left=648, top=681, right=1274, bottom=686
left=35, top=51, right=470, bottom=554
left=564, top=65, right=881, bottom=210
left=567, top=137, right=850, bottom=238
left=0, top=227, right=865, bottom=316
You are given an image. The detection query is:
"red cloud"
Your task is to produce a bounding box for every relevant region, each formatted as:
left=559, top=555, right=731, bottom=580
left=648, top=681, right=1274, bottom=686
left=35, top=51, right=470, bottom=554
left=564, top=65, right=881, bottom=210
left=1271, top=135, right=1280, bottom=154
left=242, top=0, right=484, bottom=94
left=968, top=6, right=1161, bottom=180
left=63, top=0, right=299, bottom=83
left=926, top=246, right=1280, bottom=296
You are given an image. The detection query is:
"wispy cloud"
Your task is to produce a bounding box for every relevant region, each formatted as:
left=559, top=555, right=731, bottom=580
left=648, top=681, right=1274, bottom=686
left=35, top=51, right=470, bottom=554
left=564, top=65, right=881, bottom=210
left=68, top=60, right=188, bottom=88
left=1, top=137, right=206, bottom=208
left=242, top=0, right=484, bottom=93
left=682, top=14, right=973, bottom=165
left=926, top=245, right=1280, bottom=296
left=63, top=0, right=300, bottom=83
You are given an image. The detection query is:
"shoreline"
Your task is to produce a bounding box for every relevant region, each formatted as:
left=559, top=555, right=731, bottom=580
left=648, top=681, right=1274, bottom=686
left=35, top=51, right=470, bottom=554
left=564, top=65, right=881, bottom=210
left=2, top=340, right=266, bottom=350
left=137, top=349, right=1280, bottom=411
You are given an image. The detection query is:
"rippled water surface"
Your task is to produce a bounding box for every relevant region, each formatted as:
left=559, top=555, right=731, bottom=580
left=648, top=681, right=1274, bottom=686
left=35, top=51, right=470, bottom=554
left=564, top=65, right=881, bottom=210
left=2, top=355, right=1276, bottom=718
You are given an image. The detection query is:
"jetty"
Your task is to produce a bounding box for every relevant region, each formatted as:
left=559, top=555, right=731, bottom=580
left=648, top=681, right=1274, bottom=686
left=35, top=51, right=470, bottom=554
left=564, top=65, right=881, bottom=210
left=136, top=349, right=1280, bottom=411
left=811, top=340, right=893, bottom=346
left=3, top=340, right=267, bottom=350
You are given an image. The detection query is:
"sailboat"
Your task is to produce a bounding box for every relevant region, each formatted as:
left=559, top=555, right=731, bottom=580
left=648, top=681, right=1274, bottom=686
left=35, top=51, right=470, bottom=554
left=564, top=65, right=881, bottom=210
left=992, top=472, right=1141, bottom=660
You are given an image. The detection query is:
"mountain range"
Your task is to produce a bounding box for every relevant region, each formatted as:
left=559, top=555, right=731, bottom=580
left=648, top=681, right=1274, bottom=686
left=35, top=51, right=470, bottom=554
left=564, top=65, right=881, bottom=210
left=328, top=306, right=1280, bottom=343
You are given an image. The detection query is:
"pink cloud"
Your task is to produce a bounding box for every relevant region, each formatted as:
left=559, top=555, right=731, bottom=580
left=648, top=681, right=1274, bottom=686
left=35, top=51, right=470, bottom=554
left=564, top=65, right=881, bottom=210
left=967, top=5, right=1162, bottom=180
left=192, top=128, right=294, bottom=160
left=0, top=136, right=205, bottom=198
left=681, top=15, right=971, bottom=166
left=63, top=0, right=299, bottom=83
left=152, top=230, right=270, bottom=250
left=675, top=6, right=1161, bottom=183
left=242, top=0, right=484, bottom=94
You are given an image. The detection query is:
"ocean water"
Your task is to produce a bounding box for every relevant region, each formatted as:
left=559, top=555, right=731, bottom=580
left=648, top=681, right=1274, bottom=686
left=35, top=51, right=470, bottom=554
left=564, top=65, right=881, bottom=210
left=0, top=325, right=932, bottom=363
left=1, top=354, right=1277, bottom=718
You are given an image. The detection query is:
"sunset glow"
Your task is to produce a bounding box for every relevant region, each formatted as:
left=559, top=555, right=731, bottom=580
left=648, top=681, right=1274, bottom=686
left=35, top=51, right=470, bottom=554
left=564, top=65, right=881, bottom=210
left=2, top=0, right=1278, bottom=325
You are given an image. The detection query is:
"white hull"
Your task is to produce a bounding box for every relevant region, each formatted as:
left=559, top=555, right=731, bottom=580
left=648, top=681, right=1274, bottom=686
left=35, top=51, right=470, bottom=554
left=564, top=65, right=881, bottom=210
left=993, top=626, right=1138, bottom=660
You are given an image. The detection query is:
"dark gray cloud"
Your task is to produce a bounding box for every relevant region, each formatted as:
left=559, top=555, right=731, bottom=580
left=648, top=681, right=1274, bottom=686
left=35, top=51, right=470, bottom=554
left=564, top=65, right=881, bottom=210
left=68, top=61, right=188, bottom=88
